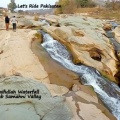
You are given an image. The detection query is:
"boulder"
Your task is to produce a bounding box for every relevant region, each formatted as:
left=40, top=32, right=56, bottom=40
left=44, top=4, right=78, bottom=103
left=18, top=18, right=33, bottom=27
left=103, top=23, right=112, bottom=31
left=39, top=15, right=58, bottom=24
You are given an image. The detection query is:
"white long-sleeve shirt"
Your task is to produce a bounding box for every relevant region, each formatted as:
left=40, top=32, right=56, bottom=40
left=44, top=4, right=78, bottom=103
left=11, top=17, right=18, bottom=24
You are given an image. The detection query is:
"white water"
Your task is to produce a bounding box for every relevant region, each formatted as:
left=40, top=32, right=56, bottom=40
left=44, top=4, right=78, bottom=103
left=41, top=32, right=120, bottom=120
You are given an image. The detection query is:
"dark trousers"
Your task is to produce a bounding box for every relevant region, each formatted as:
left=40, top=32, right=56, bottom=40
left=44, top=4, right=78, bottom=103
left=5, top=23, right=9, bottom=30
left=13, top=23, right=16, bottom=30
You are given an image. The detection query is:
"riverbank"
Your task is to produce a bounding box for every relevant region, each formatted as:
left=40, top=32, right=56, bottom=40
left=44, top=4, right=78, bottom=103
left=31, top=36, right=81, bottom=89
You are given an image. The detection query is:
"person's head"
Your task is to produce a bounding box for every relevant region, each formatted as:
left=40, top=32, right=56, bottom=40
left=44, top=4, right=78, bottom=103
left=13, top=16, right=15, bottom=18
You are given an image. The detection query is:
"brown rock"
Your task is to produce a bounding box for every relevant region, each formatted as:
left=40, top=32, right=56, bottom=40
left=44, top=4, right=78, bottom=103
left=72, top=28, right=84, bottom=37
left=103, top=23, right=112, bottom=31
left=89, top=48, right=102, bottom=61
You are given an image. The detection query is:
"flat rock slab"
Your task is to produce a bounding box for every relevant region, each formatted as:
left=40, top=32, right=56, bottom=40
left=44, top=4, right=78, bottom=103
left=0, top=29, right=49, bottom=83
left=0, top=76, right=72, bottom=120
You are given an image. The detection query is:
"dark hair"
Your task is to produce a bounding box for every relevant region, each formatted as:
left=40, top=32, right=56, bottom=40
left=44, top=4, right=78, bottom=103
left=5, top=16, right=8, bottom=18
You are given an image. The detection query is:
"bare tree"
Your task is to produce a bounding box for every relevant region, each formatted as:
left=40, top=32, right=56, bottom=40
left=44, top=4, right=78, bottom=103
left=107, top=0, right=120, bottom=9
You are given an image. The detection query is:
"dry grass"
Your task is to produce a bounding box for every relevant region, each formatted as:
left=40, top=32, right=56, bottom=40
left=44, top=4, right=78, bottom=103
left=75, top=7, right=120, bottom=20
left=90, top=9, right=120, bottom=20
left=75, top=7, right=101, bottom=13
left=34, top=33, right=42, bottom=39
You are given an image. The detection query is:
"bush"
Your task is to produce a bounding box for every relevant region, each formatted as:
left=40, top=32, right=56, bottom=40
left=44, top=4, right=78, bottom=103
left=87, top=1, right=96, bottom=7
left=105, top=1, right=120, bottom=10
left=34, top=16, right=39, bottom=21
left=54, top=0, right=96, bottom=14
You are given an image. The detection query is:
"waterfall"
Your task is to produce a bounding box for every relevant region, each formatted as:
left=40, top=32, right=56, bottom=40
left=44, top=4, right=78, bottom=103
left=41, top=31, right=120, bottom=120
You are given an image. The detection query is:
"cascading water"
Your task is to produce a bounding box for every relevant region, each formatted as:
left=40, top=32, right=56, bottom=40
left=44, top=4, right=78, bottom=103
left=40, top=20, right=50, bottom=26
left=41, top=31, right=120, bottom=120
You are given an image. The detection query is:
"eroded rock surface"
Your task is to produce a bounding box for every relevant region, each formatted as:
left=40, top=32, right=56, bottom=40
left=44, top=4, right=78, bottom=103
left=42, top=16, right=118, bottom=82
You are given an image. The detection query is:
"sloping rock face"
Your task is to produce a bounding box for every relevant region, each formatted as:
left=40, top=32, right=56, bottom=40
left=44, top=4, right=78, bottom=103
left=113, top=26, right=120, bottom=83
left=114, top=26, right=120, bottom=44
left=0, top=29, right=49, bottom=83
left=113, top=26, right=120, bottom=54
left=42, top=16, right=118, bottom=82
left=0, top=76, right=72, bottom=120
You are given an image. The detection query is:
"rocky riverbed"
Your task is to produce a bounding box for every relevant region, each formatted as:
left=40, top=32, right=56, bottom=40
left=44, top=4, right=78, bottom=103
left=0, top=14, right=119, bottom=120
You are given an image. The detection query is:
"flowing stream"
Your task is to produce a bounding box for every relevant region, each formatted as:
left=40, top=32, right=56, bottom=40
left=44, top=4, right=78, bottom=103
left=40, top=21, right=120, bottom=120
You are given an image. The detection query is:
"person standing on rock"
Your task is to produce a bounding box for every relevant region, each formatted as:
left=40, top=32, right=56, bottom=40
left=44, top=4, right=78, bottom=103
left=11, top=16, right=18, bottom=32
left=5, top=16, right=10, bottom=30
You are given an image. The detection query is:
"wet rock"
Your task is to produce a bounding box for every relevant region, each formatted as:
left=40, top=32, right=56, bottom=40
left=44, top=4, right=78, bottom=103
left=105, top=31, right=115, bottom=38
